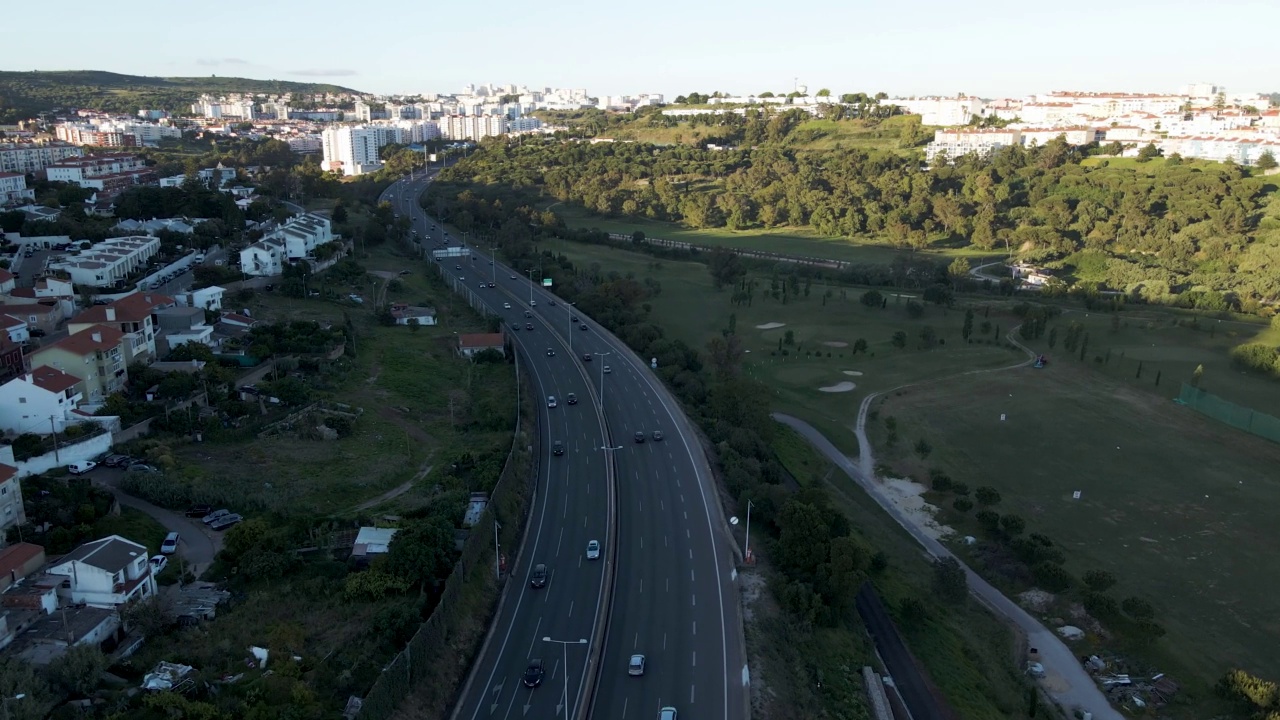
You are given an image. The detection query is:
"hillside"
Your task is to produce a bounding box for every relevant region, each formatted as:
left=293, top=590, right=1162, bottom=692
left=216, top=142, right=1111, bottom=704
left=0, top=70, right=363, bottom=122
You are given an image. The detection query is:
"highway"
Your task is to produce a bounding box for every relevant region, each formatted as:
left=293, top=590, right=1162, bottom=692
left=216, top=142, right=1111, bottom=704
left=381, top=171, right=747, bottom=720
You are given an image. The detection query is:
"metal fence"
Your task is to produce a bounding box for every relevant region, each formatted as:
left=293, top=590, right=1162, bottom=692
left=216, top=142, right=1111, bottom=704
left=356, top=343, right=537, bottom=720
left=1178, top=383, right=1280, bottom=444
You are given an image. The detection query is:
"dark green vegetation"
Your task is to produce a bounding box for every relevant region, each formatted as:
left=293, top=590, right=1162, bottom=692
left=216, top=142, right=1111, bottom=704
left=432, top=133, right=1280, bottom=310
left=0, top=70, right=359, bottom=122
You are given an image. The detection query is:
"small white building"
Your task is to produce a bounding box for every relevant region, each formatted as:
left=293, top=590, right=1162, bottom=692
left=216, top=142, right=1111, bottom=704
left=389, top=304, right=437, bottom=326
left=926, top=128, right=1022, bottom=163
left=0, top=366, right=85, bottom=435
left=176, top=286, right=224, bottom=312
left=0, top=269, right=15, bottom=295
left=45, top=535, right=157, bottom=609
left=0, top=172, right=35, bottom=205
left=239, top=213, right=335, bottom=277
left=353, top=527, right=399, bottom=557
left=0, top=314, right=28, bottom=344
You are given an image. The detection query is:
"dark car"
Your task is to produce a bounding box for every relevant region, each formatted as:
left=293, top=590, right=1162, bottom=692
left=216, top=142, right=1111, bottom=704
left=546, top=348, right=555, bottom=357
left=127, top=462, right=161, bottom=474
left=524, top=659, right=545, bottom=688
left=553, top=441, right=564, bottom=456
left=530, top=564, right=548, bottom=588
left=185, top=503, right=213, bottom=518
left=652, top=430, right=664, bottom=441
left=524, top=310, right=533, bottom=318
left=570, top=315, right=578, bottom=322
left=582, top=353, right=591, bottom=361
left=635, top=432, right=646, bottom=444
left=566, top=393, right=577, bottom=405
left=525, top=323, right=533, bottom=330
left=488, top=282, right=495, bottom=288
left=103, top=454, right=132, bottom=468
left=29, top=329, right=46, bottom=338
left=580, top=323, right=588, bottom=331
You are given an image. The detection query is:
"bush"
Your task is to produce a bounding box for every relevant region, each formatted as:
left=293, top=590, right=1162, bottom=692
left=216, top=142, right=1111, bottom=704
left=1121, top=596, right=1155, bottom=620
left=952, top=498, right=973, bottom=513
left=931, top=472, right=953, bottom=492
left=975, top=509, right=1001, bottom=532
left=1083, top=591, right=1119, bottom=620
left=1082, top=569, right=1117, bottom=592
left=860, top=290, right=883, bottom=308
left=1033, top=562, right=1073, bottom=592
left=974, top=486, right=1001, bottom=506
left=951, top=482, right=970, bottom=496
left=1230, top=343, right=1280, bottom=375
left=905, top=300, right=924, bottom=318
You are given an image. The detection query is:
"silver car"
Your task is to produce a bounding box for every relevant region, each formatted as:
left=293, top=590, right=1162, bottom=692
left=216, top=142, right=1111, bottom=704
left=628, top=654, right=645, bottom=676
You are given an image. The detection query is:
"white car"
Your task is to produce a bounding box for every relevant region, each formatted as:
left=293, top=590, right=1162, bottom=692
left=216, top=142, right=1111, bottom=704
left=603, top=366, right=612, bottom=374
left=149, top=555, right=169, bottom=573
left=547, top=396, right=557, bottom=408
left=503, top=302, right=511, bottom=309
left=586, top=540, right=600, bottom=560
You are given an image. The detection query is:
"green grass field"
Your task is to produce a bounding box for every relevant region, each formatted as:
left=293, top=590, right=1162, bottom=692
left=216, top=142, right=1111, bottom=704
left=175, top=245, right=515, bottom=517
left=553, top=204, right=995, bottom=267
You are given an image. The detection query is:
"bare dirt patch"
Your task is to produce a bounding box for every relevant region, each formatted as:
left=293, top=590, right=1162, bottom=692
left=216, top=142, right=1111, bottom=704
left=879, top=477, right=954, bottom=540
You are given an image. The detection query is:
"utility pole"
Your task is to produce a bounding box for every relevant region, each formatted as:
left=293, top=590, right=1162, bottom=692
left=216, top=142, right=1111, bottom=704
left=49, top=416, right=60, bottom=463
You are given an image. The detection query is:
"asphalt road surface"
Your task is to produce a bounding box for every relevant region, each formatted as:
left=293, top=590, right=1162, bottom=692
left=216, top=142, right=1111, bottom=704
left=383, top=174, right=748, bottom=720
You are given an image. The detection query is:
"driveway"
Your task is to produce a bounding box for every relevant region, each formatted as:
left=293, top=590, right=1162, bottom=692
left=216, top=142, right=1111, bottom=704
left=92, top=469, right=222, bottom=577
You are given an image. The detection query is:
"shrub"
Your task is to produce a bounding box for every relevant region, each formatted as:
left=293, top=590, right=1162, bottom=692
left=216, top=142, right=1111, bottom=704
left=951, top=482, right=970, bottom=496
left=952, top=498, right=973, bottom=513
left=1121, top=596, right=1155, bottom=620
left=1083, top=591, right=1119, bottom=620
left=1082, top=569, right=1117, bottom=592
left=1033, top=562, right=1073, bottom=592
left=974, top=486, right=1001, bottom=506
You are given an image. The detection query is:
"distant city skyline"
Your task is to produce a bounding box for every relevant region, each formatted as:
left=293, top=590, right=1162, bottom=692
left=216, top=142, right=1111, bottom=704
left=5, top=0, right=1277, bottom=100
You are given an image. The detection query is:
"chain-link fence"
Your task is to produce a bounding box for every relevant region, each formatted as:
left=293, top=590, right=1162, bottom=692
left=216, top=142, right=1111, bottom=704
left=357, top=344, right=537, bottom=719
left=1178, top=383, right=1280, bottom=444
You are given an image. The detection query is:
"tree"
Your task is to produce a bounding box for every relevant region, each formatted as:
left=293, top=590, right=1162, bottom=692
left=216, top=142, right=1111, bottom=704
left=947, top=257, right=971, bottom=289
left=1257, top=151, right=1278, bottom=171
left=974, top=486, right=1001, bottom=506
left=783, top=329, right=795, bottom=346
left=706, top=334, right=745, bottom=380
left=386, top=515, right=459, bottom=588
left=918, top=325, right=938, bottom=348
left=891, top=330, right=907, bottom=349
left=1082, top=569, right=1117, bottom=592
left=852, top=338, right=868, bottom=354
left=48, top=644, right=106, bottom=697
left=1136, top=142, right=1162, bottom=162
left=331, top=203, right=348, bottom=224
left=0, top=657, right=46, bottom=719
left=860, top=290, right=884, bottom=308
left=905, top=300, right=924, bottom=318
left=999, top=514, right=1026, bottom=536
left=815, top=88, right=831, bottom=97
left=931, top=557, right=968, bottom=604
left=1122, top=596, right=1156, bottom=620
left=707, top=247, right=745, bottom=289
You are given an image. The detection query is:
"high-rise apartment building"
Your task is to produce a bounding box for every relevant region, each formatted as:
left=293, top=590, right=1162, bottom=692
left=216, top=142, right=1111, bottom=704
left=321, top=127, right=384, bottom=176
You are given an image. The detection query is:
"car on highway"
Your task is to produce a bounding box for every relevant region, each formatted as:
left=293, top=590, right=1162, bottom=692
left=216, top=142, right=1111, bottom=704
left=582, top=353, right=591, bottom=362
left=580, top=323, right=588, bottom=330
left=523, top=659, right=545, bottom=688
left=570, top=315, right=578, bottom=322
left=547, top=396, right=557, bottom=408
left=511, top=324, right=520, bottom=332
left=478, top=283, right=485, bottom=289
left=160, top=532, right=180, bottom=554
left=604, top=365, right=612, bottom=374
left=487, top=282, right=495, bottom=288
left=530, top=564, right=548, bottom=588
left=653, top=430, right=664, bottom=441
left=149, top=555, right=168, bottom=573
left=530, top=300, right=537, bottom=306
left=525, top=310, right=532, bottom=318
left=510, top=274, right=517, bottom=280
left=628, top=654, right=646, bottom=676
left=546, top=348, right=555, bottom=357
left=525, top=322, right=533, bottom=330
left=566, top=393, right=577, bottom=405
left=455, top=265, right=462, bottom=270
left=67, top=461, right=97, bottom=475
left=634, top=432, right=645, bottom=443
left=553, top=441, right=564, bottom=456
left=548, top=299, right=556, bottom=306
left=586, top=540, right=600, bottom=560
left=503, top=302, right=511, bottom=309
left=658, top=707, right=677, bottom=720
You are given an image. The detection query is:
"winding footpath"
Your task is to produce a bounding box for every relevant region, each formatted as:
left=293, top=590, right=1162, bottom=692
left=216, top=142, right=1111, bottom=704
left=774, top=327, right=1124, bottom=720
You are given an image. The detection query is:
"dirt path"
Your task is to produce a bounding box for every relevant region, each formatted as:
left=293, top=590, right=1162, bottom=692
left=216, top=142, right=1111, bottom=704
left=776, top=326, right=1124, bottom=720
left=350, top=464, right=432, bottom=513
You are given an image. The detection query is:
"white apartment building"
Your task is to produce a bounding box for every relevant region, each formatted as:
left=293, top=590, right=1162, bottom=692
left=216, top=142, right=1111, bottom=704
left=438, top=114, right=507, bottom=141
left=191, top=95, right=255, bottom=120
left=1157, top=136, right=1280, bottom=165
left=287, top=136, right=322, bottom=153
left=47, top=235, right=161, bottom=287
left=55, top=121, right=180, bottom=147
left=0, top=142, right=82, bottom=174
left=46, top=535, right=157, bottom=609
left=888, top=96, right=989, bottom=126
left=353, top=101, right=373, bottom=123
left=508, top=117, right=543, bottom=132
left=926, top=128, right=1022, bottom=163
left=45, top=154, right=155, bottom=195
left=0, top=366, right=85, bottom=435
left=1018, top=127, right=1100, bottom=147
left=321, top=126, right=384, bottom=176
left=240, top=213, right=335, bottom=276
left=0, top=172, right=34, bottom=205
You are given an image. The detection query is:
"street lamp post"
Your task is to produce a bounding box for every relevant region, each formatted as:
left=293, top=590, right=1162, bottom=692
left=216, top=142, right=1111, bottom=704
left=593, top=352, right=611, bottom=409
left=490, top=246, right=497, bottom=286
left=567, top=302, right=575, bottom=353
left=745, top=499, right=754, bottom=563
left=541, top=637, right=587, bottom=718
left=528, top=268, right=535, bottom=304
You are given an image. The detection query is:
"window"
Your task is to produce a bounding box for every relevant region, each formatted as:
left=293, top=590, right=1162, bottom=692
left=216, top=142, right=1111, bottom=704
left=17, top=397, right=24, bottom=404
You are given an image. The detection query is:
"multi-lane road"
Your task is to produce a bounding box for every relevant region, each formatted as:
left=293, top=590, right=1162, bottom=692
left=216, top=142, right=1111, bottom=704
left=381, top=173, right=747, bottom=720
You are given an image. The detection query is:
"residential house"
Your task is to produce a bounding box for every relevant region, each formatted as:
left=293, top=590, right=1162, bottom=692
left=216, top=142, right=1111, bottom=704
left=45, top=534, right=156, bottom=609
left=218, top=312, right=257, bottom=329
left=0, top=461, right=26, bottom=537
left=0, top=172, right=35, bottom=205
left=0, top=314, right=28, bottom=344
left=9, top=603, right=120, bottom=664
left=7, top=277, right=76, bottom=318
left=352, top=527, right=398, bottom=558
left=154, top=306, right=213, bottom=355
left=0, top=302, right=63, bottom=336
left=239, top=213, right=335, bottom=277
left=239, top=236, right=286, bottom=277
left=0, top=366, right=86, bottom=435
left=28, top=325, right=127, bottom=404
left=175, top=285, right=224, bottom=313
left=389, top=304, right=437, bottom=326
left=0, top=268, right=15, bottom=295
left=0, top=335, right=24, bottom=383
left=0, top=543, right=45, bottom=593
left=457, top=332, right=506, bottom=358
left=46, top=235, right=161, bottom=288
left=68, top=291, right=173, bottom=365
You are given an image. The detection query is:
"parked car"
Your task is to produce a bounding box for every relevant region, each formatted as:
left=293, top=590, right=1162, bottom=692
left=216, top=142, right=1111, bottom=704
left=103, top=454, right=132, bottom=468
left=530, top=564, right=548, bottom=588
left=149, top=555, right=169, bottom=573
left=160, top=532, right=180, bottom=554
left=185, top=504, right=213, bottom=518
left=29, top=329, right=45, bottom=338
left=209, top=514, right=243, bottom=531
left=127, top=462, right=160, bottom=474
left=202, top=509, right=231, bottom=525
left=67, top=461, right=97, bottom=475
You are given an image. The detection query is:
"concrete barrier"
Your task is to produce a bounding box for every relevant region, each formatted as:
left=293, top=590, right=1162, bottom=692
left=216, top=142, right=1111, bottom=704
left=15, top=431, right=113, bottom=478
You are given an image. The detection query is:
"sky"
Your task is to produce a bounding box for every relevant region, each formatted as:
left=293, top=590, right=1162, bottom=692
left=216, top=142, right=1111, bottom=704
left=5, top=0, right=1278, bottom=99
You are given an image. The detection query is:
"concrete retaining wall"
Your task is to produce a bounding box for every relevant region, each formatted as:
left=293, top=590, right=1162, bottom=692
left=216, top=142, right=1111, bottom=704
left=15, top=432, right=113, bottom=478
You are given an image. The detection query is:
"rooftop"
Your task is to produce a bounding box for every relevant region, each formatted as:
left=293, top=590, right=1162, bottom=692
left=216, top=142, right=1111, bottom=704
left=29, top=365, right=82, bottom=394
left=0, top=543, right=45, bottom=580
left=38, top=325, right=124, bottom=357
left=54, top=534, right=146, bottom=574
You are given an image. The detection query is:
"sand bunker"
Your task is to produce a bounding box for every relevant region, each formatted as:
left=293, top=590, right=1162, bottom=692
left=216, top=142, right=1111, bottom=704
left=756, top=322, right=786, bottom=330
left=842, top=370, right=863, bottom=377
left=818, top=382, right=856, bottom=393
left=823, top=341, right=848, bottom=347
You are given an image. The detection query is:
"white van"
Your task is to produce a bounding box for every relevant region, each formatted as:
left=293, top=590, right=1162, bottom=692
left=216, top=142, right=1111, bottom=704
left=67, top=461, right=97, bottom=475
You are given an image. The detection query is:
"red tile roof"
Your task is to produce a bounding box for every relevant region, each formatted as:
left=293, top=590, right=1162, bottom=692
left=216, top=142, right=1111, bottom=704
left=0, top=542, right=43, bottom=579
left=30, top=365, right=81, bottom=394
left=39, top=324, right=124, bottom=357
left=0, top=464, right=14, bottom=485
left=0, top=314, right=25, bottom=330
left=71, top=291, right=173, bottom=325
left=0, top=303, right=57, bottom=316
left=459, top=332, right=505, bottom=348
left=0, top=268, right=13, bottom=284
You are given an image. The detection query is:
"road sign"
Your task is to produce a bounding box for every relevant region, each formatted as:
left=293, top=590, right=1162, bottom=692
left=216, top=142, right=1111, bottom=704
left=541, top=278, right=553, bottom=287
